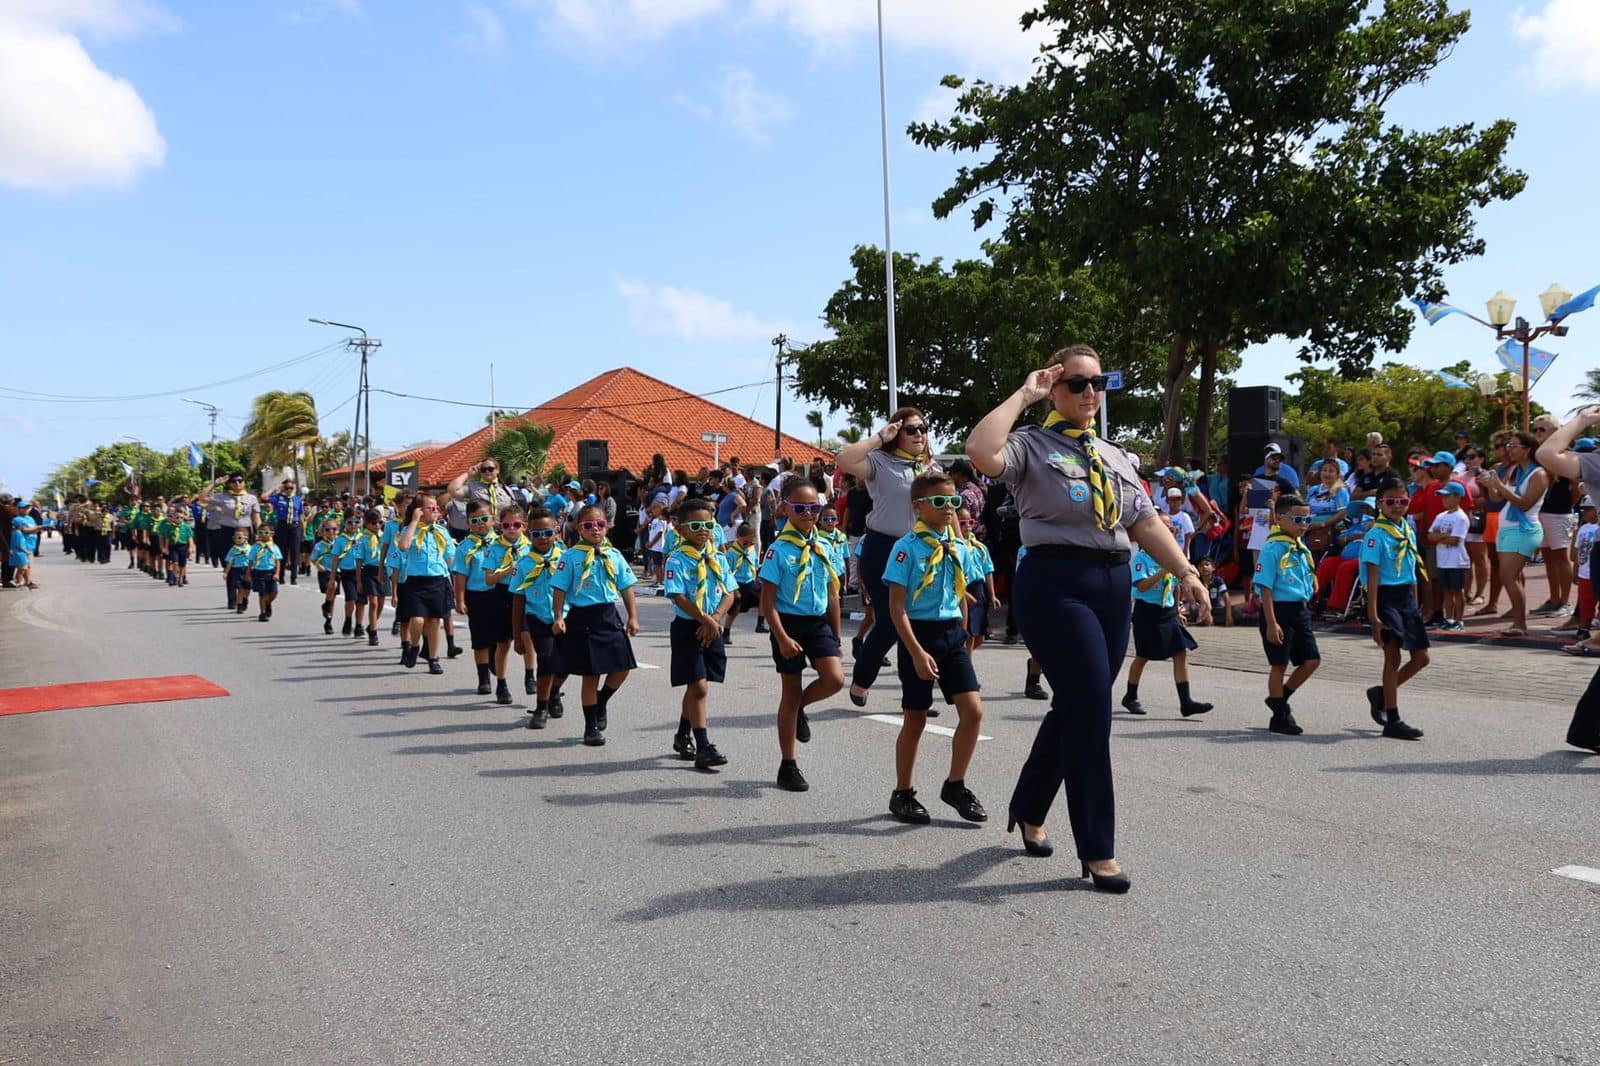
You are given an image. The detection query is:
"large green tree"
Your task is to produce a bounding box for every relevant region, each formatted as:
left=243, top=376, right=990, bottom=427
left=787, top=244, right=1237, bottom=452
left=911, top=0, right=1525, bottom=463
left=483, top=420, right=556, bottom=485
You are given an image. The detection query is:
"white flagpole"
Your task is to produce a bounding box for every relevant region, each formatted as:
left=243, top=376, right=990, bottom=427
left=877, top=0, right=899, bottom=414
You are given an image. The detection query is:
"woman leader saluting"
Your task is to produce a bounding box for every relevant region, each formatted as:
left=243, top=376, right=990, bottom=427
left=835, top=406, right=940, bottom=706
left=967, top=346, right=1208, bottom=894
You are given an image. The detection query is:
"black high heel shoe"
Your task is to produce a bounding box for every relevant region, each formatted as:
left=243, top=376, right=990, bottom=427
left=1081, top=861, right=1131, bottom=894
left=1007, top=817, right=1053, bottom=857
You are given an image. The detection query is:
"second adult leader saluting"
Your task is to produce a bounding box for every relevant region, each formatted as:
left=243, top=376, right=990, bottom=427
left=834, top=406, right=941, bottom=706
left=967, top=345, right=1208, bottom=894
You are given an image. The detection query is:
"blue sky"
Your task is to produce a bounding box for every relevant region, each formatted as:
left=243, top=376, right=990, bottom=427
left=3, top=0, right=1598, bottom=497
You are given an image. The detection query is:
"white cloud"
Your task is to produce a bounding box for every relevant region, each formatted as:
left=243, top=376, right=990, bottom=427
left=616, top=279, right=787, bottom=342
left=0, top=5, right=168, bottom=192
left=716, top=68, right=790, bottom=141
left=459, top=2, right=506, bottom=51
left=671, top=92, right=713, bottom=119
left=517, top=0, right=725, bottom=45
left=1513, top=0, right=1600, bottom=90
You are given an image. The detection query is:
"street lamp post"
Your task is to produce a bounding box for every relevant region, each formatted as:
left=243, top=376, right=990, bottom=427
left=309, top=318, right=381, bottom=497
left=1474, top=373, right=1515, bottom=431
left=1483, top=284, right=1572, bottom=433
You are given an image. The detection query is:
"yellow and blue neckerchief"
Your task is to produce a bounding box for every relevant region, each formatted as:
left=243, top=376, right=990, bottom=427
left=1043, top=412, right=1120, bottom=532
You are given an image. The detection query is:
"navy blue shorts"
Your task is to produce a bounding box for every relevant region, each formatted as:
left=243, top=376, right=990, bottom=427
left=338, top=569, right=366, bottom=605
left=466, top=586, right=512, bottom=649
left=734, top=582, right=760, bottom=611
left=317, top=571, right=332, bottom=595
left=1260, top=600, right=1320, bottom=667
left=227, top=568, right=250, bottom=594
left=966, top=597, right=990, bottom=640
left=361, top=565, right=389, bottom=599
left=560, top=602, right=637, bottom=677
left=897, top=618, right=981, bottom=711
left=250, top=571, right=278, bottom=595
left=1131, top=600, right=1197, bottom=661
left=769, top=612, right=841, bottom=675
left=1375, top=585, right=1430, bottom=651
left=168, top=544, right=190, bottom=566
left=1435, top=567, right=1467, bottom=592
left=670, top=616, right=727, bottom=687
left=519, top=615, right=563, bottom=677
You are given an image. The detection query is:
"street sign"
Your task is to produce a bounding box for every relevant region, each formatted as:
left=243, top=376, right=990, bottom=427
left=1105, top=371, right=1124, bottom=391
left=700, top=433, right=729, bottom=443
left=386, top=459, right=418, bottom=491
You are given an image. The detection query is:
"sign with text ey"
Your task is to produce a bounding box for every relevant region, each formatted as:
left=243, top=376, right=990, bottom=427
left=386, top=459, right=418, bottom=491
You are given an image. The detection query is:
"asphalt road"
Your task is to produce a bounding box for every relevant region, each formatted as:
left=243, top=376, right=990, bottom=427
left=4, top=550, right=1598, bottom=1065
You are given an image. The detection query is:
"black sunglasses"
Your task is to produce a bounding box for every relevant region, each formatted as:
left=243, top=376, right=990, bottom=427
left=1061, top=375, right=1108, bottom=394
left=900, top=424, right=928, bottom=436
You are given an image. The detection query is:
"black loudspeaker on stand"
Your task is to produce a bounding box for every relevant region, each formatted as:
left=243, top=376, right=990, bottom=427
left=1228, top=386, right=1282, bottom=436
left=577, top=439, right=609, bottom=476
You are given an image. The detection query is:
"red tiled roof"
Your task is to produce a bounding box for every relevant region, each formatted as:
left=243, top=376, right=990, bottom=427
left=323, top=444, right=439, bottom=480
left=415, top=367, right=828, bottom=487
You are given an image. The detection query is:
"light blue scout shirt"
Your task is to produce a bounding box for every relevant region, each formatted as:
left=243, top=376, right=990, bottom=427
left=250, top=541, right=283, bottom=572
left=1130, top=549, right=1176, bottom=607
left=453, top=534, right=528, bottom=592
left=758, top=531, right=837, bottom=616
left=821, top=528, right=850, bottom=579
left=224, top=543, right=254, bottom=569
left=882, top=526, right=972, bottom=622
left=353, top=529, right=385, bottom=568
left=332, top=531, right=363, bottom=572
left=664, top=544, right=739, bottom=621
left=1253, top=532, right=1317, bottom=603
left=724, top=541, right=760, bottom=586
left=511, top=546, right=566, bottom=623
left=308, top=539, right=335, bottom=570
left=402, top=524, right=455, bottom=579
left=965, top=537, right=995, bottom=580
left=1358, top=519, right=1421, bottom=588
left=552, top=542, right=636, bottom=607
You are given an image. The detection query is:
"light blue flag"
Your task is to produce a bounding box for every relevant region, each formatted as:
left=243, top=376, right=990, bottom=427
left=85, top=477, right=100, bottom=487
left=119, top=460, right=134, bottom=477
left=1495, top=339, right=1558, bottom=386
left=188, top=442, right=204, bottom=469
left=1436, top=370, right=1472, bottom=389
left=1550, top=283, right=1600, bottom=321
left=1412, top=296, right=1467, bottom=326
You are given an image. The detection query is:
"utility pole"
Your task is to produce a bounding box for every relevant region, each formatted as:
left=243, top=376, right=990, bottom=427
left=772, top=334, right=787, bottom=464
left=183, top=398, right=220, bottom=484
left=876, top=0, right=899, bottom=412
left=491, top=363, right=498, bottom=442
left=309, top=319, right=381, bottom=497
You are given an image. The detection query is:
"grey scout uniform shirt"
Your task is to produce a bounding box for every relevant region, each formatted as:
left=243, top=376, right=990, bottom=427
left=999, top=425, right=1154, bottom=551
left=865, top=448, right=943, bottom=537
left=206, top=491, right=261, bottom=531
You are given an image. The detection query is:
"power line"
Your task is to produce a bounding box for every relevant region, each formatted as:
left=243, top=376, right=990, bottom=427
left=0, top=341, right=347, bottom=404
left=368, top=380, right=769, bottom=412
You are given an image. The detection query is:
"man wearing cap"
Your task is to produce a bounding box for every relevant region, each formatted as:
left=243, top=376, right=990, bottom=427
left=1254, top=443, right=1300, bottom=489
left=267, top=478, right=305, bottom=585
left=1162, top=485, right=1197, bottom=556
left=1410, top=451, right=1460, bottom=625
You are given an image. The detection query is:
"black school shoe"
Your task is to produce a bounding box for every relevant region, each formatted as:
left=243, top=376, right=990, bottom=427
left=354, top=624, right=365, bottom=638
left=795, top=709, right=811, bottom=744
left=342, top=618, right=353, bottom=636
left=1365, top=686, right=1386, bottom=727
left=1381, top=711, right=1423, bottom=740
left=1179, top=699, right=1214, bottom=718
left=446, top=639, right=464, bottom=659
left=524, top=670, right=536, bottom=696
left=1025, top=676, right=1049, bottom=700
left=693, top=743, right=728, bottom=770
left=1120, top=693, right=1146, bottom=715
left=889, top=788, right=931, bottom=825
left=547, top=692, right=565, bottom=718
left=776, top=760, right=809, bottom=792
left=476, top=678, right=492, bottom=696
left=367, top=629, right=379, bottom=646
left=401, top=645, right=419, bottom=669
left=672, top=732, right=697, bottom=760
left=428, top=658, right=444, bottom=676
left=526, top=705, right=548, bottom=730
left=323, top=619, right=334, bottom=635
left=495, top=679, right=512, bottom=705
left=322, top=601, right=333, bottom=620
left=1268, top=710, right=1304, bottom=736
left=390, top=619, right=401, bottom=636
left=939, top=780, right=988, bottom=822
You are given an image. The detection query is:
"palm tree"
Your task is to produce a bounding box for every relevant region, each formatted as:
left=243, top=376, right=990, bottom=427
left=242, top=390, right=319, bottom=488
left=484, top=420, right=555, bottom=485
left=837, top=426, right=864, bottom=444
left=1570, top=368, right=1600, bottom=414
left=806, top=410, right=824, bottom=448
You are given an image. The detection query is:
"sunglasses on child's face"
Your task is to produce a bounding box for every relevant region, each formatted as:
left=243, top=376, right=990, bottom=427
left=528, top=528, right=557, bottom=539
left=1381, top=497, right=1411, bottom=507
left=500, top=521, right=525, bottom=530
left=818, top=514, right=838, bottom=523
left=788, top=503, right=823, bottom=515
left=1060, top=375, right=1108, bottom=394
left=469, top=515, right=493, bottom=524
left=1289, top=515, right=1313, bottom=525
left=580, top=520, right=608, bottom=531
left=680, top=520, right=716, bottom=532
left=916, top=494, right=962, bottom=509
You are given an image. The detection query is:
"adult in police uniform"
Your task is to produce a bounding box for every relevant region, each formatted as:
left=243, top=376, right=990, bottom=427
left=835, top=406, right=940, bottom=705
left=267, top=479, right=305, bottom=584
left=968, top=346, right=1208, bottom=893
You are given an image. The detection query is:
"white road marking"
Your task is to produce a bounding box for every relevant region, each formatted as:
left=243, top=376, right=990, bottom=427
left=8, top=594, right=79, bottom=636
left=862, top=712, right=991, bottom=741
left=635, top=662, right=660, bottom=670
left=1552, top=865, right=1600, bottom=886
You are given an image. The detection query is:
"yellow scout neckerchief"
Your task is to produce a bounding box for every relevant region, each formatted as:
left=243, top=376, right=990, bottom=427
left=911, top=520, right=967, bottom=604
left=1043, top=412, right=1119, bottom=532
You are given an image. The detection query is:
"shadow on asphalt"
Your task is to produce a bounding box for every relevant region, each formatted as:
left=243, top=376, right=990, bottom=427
left=1324, top=749, right=1600, bottom=776
left=394, top=738, right=572, bottom=755
left=362, top=720, right=526, bottom=738
left=1112, top=726, right=1375, bottom=746
left=479, top=754, right=679, bottom=779
left=618, top=845, right=1088, bottom=921
left=647, top=814, right=974, bottom=849
left=541, top=779, right=778, bottom=807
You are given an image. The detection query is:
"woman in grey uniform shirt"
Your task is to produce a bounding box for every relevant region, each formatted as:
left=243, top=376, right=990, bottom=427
left=835, top=407, right=941, bottom=705
left=968, top=346, right=1208, bottom=893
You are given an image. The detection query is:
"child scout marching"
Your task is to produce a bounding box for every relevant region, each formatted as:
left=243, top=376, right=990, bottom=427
left=1252, top=495, right=1321, bottom=736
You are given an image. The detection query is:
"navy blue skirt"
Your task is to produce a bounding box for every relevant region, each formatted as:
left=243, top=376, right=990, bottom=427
left=560, top=602, right=637, bottom=677
left=1131, top=600, right=1197, bottom=661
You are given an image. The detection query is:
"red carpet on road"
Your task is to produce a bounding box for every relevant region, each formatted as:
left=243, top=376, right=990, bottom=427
left=0, top=675, right=230, bottom=717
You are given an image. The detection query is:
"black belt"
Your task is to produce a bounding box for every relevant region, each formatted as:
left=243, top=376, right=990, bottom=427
left=1022, top=543, right=1130, bottom=566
